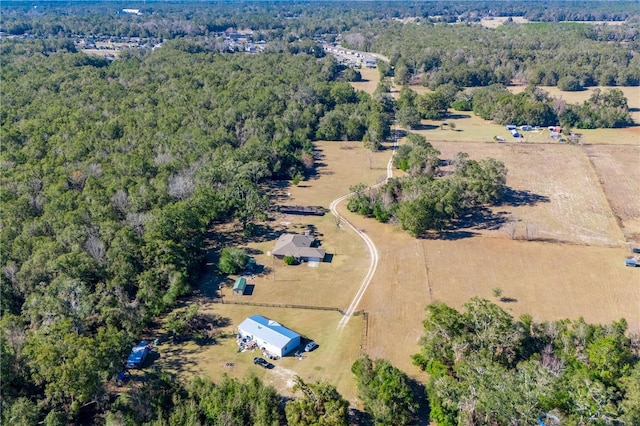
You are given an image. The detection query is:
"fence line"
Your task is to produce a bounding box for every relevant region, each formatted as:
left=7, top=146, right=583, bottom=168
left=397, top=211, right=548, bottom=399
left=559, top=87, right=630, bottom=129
left=213, top=298, right=344, bottom=314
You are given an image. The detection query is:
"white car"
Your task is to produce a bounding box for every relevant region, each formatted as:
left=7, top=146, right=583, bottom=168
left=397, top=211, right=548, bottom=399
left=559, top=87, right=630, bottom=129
left=304, top=341, right=318, bottom=352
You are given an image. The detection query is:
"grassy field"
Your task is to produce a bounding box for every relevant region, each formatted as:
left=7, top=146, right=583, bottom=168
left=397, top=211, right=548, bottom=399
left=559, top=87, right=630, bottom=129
left=351, top=67, right=382, bottom=95
left=403, top=85, right=640, bottom=145
left=584, top=144, right=640, bottom=242
left=157, top=304, right=363, bottom=403
left=433, top=142, right=625, bottom=245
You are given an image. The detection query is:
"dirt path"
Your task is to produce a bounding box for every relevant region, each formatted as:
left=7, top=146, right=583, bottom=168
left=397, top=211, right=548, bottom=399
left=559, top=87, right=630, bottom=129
left=335, top=127, right=399, bottom=330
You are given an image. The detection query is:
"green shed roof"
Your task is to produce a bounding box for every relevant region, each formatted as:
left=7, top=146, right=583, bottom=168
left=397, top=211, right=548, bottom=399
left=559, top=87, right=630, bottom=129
left=233, top=277, right=247, bottom=292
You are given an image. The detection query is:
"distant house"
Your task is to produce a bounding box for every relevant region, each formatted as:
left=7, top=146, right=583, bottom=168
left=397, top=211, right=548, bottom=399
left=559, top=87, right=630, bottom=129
left=237, top=315, right=301, bottom=357
left=273, top=233, right=326, bottom=262
left=121, top=9, right=142, bottom=15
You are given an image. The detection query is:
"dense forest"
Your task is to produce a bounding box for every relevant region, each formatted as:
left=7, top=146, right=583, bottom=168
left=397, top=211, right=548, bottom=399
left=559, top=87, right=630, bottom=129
left=345, top=22, right=640, bottom=89
left=413, top=299, right=640, bottom=425
left=0, top=36, right=389, bottom=423
left=1, top=1, right=639, bottom=424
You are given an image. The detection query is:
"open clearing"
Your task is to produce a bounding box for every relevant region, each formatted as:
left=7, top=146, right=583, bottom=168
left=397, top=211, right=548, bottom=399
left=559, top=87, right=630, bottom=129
left=157, top=304, right=362, bottom=402
left=509, top=85, right=640, bottom=126
left=433, top=142, right=625, bottom=245
left=160, top=139, right=639, bottom=401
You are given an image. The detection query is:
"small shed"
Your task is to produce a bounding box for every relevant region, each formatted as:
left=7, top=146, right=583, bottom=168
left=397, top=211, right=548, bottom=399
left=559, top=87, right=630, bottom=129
left=237, top=315, right=301, bottom=357
left=233, top=277, right=247, bottom=295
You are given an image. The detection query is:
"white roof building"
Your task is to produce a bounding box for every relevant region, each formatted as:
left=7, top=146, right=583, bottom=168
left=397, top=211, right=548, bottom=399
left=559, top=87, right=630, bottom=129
left=237, top=315, right=301, bottom=357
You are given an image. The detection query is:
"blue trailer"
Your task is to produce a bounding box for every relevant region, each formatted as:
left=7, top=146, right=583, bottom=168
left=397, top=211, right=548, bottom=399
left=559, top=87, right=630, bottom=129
left=126, top=341, right=151, bottom=368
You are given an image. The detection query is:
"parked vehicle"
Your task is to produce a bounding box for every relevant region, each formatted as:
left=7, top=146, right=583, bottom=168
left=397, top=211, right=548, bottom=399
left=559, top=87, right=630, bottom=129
left=304, top=341, right=319, bottom=352
left=126, top=341, right=151, bottom=368
left=253, top=357, right=274, bottom=369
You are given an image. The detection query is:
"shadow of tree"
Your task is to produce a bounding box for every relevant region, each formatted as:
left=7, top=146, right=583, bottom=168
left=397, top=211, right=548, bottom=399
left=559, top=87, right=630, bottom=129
left=434, top=230, right=479, bottom=240
left=499, top=188, right=550, bottom=207
left=452, top=207, right=510, bottom=231
left=407, top=376, right=431, bottom=426
left=411, top=123, right=440, bottom=131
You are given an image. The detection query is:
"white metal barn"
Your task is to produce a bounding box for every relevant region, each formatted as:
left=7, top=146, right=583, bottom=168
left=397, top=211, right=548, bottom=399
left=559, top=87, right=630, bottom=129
left=237, top=315, right=301, bottom=357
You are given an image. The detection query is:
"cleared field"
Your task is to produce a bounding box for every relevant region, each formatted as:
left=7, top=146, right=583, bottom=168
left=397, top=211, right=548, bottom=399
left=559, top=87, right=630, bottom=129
left=433, top=142, right=625, bottom=245
left=157, top=304, right=363, bottom=402
left=423, top=239, right=640, bottom=330
left=584, top=144, right=640, bottom=241
left=406, top=85, right=640, bottom=145
left=480, top=16, right=530, bottom=28
left=351, top=67, right=382, bottom=95
left=357, top=227, right=640, bottom=373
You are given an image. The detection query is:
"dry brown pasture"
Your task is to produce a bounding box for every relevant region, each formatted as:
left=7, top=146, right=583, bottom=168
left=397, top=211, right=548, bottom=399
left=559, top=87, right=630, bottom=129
left=583, top=144, right=640, bottom=241
left=479, top=16, right=531, bottom=28
left=433, top=142, right=625, bottom=245
left=157, top=303, right=363, bottom=402
left=350, top=67, right=382, bottom=95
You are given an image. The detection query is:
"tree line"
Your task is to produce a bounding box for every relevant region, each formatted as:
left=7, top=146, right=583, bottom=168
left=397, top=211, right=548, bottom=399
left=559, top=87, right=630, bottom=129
left=394, top=81, right=633, bottom=130
left=2, top=1, right=637, bottom=40
left=345, top=20, right=640, bottom=90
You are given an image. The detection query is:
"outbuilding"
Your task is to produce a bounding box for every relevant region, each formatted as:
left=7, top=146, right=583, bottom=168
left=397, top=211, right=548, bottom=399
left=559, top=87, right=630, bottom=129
left=233, top=277, right=247, bottom=295
left=237, top=315, right=301, bottom=357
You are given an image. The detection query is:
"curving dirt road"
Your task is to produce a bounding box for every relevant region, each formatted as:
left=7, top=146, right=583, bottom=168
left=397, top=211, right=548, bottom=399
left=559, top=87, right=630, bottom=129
left=334, top=132, right=398, bottom=330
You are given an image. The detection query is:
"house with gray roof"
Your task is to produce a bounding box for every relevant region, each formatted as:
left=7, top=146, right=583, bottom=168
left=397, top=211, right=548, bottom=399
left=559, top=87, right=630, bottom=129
left=272, top=233, right=326, bottom=262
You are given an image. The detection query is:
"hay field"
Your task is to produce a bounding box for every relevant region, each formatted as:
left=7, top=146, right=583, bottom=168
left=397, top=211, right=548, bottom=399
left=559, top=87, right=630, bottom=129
left=422, top=239, right=640, bottom=329
left=433, top=142, right=625, bottom=245
left=480, top=16, right=531, bottom=28
left=584, top=144, right=640, bottom=241
left=351, top=67, right=382, bottom=95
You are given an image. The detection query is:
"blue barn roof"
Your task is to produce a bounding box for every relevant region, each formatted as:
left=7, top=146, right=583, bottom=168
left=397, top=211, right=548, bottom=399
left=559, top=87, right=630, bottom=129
left=238, top=315, right=300, bottom=349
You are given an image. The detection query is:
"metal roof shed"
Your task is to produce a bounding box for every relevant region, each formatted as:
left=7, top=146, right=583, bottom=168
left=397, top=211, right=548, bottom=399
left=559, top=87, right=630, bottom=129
left=237, top=315, right=301, bottom=357
left=233, top=277, right=247, bottom=295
